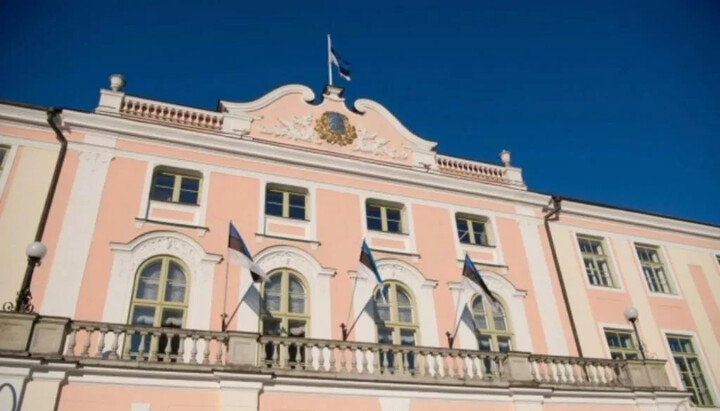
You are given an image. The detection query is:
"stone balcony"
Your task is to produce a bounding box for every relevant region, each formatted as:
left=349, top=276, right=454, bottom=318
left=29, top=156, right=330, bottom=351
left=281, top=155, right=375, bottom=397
left=0, top=312, right=680, bottom=396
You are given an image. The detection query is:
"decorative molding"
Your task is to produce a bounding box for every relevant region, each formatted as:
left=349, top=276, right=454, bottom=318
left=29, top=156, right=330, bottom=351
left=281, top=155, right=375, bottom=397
left=353, top=99, right=437, bottom=151
left=354, top=128, right=409, bottom=160
left=219, top=84, right=315, bottom=113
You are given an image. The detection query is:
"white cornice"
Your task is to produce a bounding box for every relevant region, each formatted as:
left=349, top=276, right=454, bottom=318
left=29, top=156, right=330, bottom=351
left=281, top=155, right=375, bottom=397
left=354, top=98, right=437, bottom=151
left=218, top=84, right=315, bottom=113
left=2, top=103, right=718, bottom=242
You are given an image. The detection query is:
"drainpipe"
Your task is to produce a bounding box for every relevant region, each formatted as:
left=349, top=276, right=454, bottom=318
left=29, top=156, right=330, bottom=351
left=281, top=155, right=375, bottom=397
left=543, top=196, right=583, bottom=357
left=8, top=109, right=67, bottom=313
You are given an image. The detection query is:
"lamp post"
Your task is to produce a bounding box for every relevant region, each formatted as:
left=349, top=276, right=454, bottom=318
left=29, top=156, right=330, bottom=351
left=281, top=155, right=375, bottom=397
left=3, top=241, right=47, bottom=313
left=624, top=306, right=647, bottom=360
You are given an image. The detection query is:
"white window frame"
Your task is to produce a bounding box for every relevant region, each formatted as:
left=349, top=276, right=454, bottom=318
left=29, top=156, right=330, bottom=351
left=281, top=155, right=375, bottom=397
left=0, top=143, right=18, bottom=198
left=569, top=230, right=625, bottom=293
left=661, top=329, right=719, bottom=407
left=634, top=243, right=678, bottom=296
left=576, top=234, right=617, bottom=289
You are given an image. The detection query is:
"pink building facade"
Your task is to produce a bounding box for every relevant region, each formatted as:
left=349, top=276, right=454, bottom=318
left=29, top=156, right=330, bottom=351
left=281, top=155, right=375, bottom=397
left=0, top=77, right=718, bottom=410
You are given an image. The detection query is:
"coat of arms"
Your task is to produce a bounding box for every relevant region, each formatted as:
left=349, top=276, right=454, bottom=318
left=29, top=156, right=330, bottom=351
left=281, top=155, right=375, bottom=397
left=314, top=111, right=357, bottom=146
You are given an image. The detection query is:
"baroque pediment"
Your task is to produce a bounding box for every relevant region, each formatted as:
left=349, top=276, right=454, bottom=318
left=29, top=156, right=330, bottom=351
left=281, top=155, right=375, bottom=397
left=219, top=85, right=437, bottom=168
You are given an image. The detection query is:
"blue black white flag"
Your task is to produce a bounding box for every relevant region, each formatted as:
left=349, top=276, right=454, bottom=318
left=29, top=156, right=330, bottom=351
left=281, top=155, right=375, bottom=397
left=358, top=240, right=387, bottom=301
left=462, top=254, right=501, bottom=312
left=330, top=47, right=351, bottom=81
left=228, top=222, right=268, bottom=283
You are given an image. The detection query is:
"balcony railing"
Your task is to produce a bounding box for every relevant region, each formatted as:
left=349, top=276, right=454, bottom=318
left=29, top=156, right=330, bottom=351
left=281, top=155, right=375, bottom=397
left=0, top=313, right=675, bottom=392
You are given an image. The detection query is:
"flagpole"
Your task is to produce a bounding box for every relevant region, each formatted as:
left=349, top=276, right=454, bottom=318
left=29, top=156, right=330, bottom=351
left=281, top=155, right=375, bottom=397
left=327, top=34, right=333, bottom=86
left=341, top=274, right=358, bottom=341
left=446, top=285, right=464, bottom=348
left=221, top=255, right=230, bottom=331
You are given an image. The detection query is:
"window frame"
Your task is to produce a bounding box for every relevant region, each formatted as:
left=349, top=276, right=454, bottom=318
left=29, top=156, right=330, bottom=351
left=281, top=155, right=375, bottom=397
left=366, top=200, right=406, bottom=234
left=666, top=334, right=715, bottom=407
left=373, top=281, right=419, bottom=345
left=260, top=269, right=310, bottom=337
left=577, top=234, right=616, bottom=288
left=470, top=293, right=514, bottom=352
left=603, top=328, right=639, bottom=360
left=264, top=184, right=308, bottom=221
left=456, top=213, right=493, bottom=247
left=0, top=145, right=9, bottom=175
left=635, top=244, right=674, bottom=295
left=150, top=168, right=202, bottom=205
left=128, top=256, right=190, bottom=328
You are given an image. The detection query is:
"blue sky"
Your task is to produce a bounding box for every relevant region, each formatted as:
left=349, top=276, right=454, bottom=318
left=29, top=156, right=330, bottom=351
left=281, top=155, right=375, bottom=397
left=1, top=0, right=718, bottom=224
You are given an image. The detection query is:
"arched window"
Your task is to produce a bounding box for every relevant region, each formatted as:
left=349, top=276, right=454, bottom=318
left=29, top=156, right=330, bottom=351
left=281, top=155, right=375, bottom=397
left=471, top=294, right=513, bottom=352
left=373, top=281, right=418, bottom=346
left=261, top=269, right=309, bottom=338
left=128, top=256, right=189, bottom=357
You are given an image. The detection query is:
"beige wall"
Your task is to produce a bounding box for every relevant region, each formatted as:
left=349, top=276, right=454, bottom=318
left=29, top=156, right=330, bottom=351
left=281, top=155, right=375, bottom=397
left=0, top=145, right=57, bottom=306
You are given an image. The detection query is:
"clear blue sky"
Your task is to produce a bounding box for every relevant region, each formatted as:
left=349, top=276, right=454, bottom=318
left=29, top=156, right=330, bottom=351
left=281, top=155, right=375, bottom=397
left=1, top=0, right=718, bottom=224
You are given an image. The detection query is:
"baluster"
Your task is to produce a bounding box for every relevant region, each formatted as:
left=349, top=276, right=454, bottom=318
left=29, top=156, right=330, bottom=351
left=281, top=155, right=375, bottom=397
left=190, top=335, right=199, bottom=364
left=95, top=329, right=107, bottom=358
left=65, top=328, right=77, bottom=356
left=81, top=327, right=92, bottom=357
left=307, top=343, right=315, bottom=371
left=403, top=349, right=410, bottom=376
left=461, top=353, right=468, bottom=379
left=293, top=341, right=302, bottom=367
left=137, top=332, right=147, bottom=361
left=271, top=341, right=279, bottom=367
left=598, top=363, right=608, bottom=385
left=468, top=354, right=477, bottom=379
left=373, top=347, right=381, bottom=375
left=565, top=361, right=575, bottom=384
left=148, top=331, right=160, bottom=362
left=451, top=353, right=459, bottom=378
left=162, top=333, right=172, bottom=362
left=351, top=347, right=358, bottom=374
left=326, top=344, right=333, bottom=372
left=340, top=345, right=347, bottom=373
left=215, top=337, right=224, bottom=365
left=361, top=347, right=369, bottom=374
left=177, top=334, right=186, bottom=363
left=279, top=340, right=287, bottom=369
left=424, top=352, right=432, bottom=377
left=202, top=337, right=211, bottom=365
left=589, top=363, right=598, bottom=385
left=380, top=347, right=388, bottom=374
left=441, top=352, right=449, bottom=378
left=109, top=329, right=120, bottom=360
left=433, top=352, right=441, bottom=378
left=558, top=359, right=567, bottom=383
left=543, top=359, right=552, bottom=382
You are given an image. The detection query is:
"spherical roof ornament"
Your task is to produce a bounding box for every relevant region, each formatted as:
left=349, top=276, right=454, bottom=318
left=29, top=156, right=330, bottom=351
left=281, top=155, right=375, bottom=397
left=499, top=149, right=511, bottom=167
left=109, top=74, right=126, bottom=92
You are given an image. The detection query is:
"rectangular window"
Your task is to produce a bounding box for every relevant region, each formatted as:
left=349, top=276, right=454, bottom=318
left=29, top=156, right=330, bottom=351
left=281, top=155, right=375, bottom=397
left=366, top=200, right=404, bottom=234
left=604, top=329, right=639, bottom=360
left=636, top=244, right=673, bottom=294
left=265, top=185, right=307, bottom=220
left=667, top=335, right=715, bottom=406
left=456, top=214, right=492, bottom=246
left=0, top=145, right=9, bottom=176
left=578, top=235, right=615, bottom=287
left=150, top=170, right=201, bottom=205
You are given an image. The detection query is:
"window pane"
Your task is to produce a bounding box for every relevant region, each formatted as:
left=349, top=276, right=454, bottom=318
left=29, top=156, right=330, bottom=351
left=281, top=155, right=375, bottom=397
left=288, top=320, right=306, bottom=337
left=471, top=221, right=487, bottom=245
left=263, top=318, right=281, bottom=336
left=618, top=333, right=633, bottom=349
left=265, top=191, right=284, bottom=216
left=625, top=353, right=638, bottom=360
left=289, top=193, right=305, bottom=207
left=180, top=177, right=199, bottom=192
left=152, top=174, right=175, bottom=201
left=386, top=219, right=401, bottom=233
left=161, top=308, right=184, bottom=328
left=289, top=294, right=305, bottom=313
left=497, top=336, right=511, bottom=352
left=457, top=219, right=470, bottom=243
left=367, top=215, right=383, bottom=231
left=164, top=261, right=186, bottom=302
left=477, top=335, right=492, bottom=352
left=367, top=205, right=381, bottom=218
left=131, top=306, right=156, bottom=326
left=136, top=261, right=162, bottom=300
left=178, top=189, right=198, bottom=204
left=606, top=332, right=620, bottom=348
left=288, top=205, right=305, bottom=219
left=493, top=313, right=507, bottom=331
left=400, top=329, right=416, bottom=346
left=386, top=208, right=401, bottom=221
left=151, top=186, right=174, bottom=202
left=378, top=328, right=393, bottom=344
left=265, top=293, right=281, bottom=312
left=398, top=307, right=413, bottom=323
left=376, top=304, right=390, bottom=322
left=396, top=288, right=411, bottom=304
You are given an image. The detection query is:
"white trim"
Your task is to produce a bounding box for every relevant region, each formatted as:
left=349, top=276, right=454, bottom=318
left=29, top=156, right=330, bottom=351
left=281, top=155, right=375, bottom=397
left=660, top=328, right=720, bottom=406
left=0, top=143, right=18, bottom=198
left=449, top=205, right=505, bottom=266
left=41, top=149, right=113, bottom=317
left=631, top=241, right=683, bottom=300
left=353, top=98, right=437, bottom=151
left=518, top=219, right=569, bottom=355
left=571, top=231, right=627, bottom=293
left=219, top=84, right=315, bottom=112
left=253, top=245, right=336, bottom=338
left=596, top=322, right=637, bottom=359
left=102, top=230, right=222, bottom=329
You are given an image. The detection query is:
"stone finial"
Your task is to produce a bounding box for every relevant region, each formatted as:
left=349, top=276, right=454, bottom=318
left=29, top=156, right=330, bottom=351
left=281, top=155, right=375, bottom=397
left=109, top=74, right=126, bottom=92
left=499, top=149, right=511, bottom=167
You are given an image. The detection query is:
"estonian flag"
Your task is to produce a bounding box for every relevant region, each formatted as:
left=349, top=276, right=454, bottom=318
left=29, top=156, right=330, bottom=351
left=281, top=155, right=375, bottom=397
left=228, top=222, right=268, bottom=283
left=330, top=47, right=352, bottom=81
left=358, top=240, right=387, bottom=301
left=462, top=254, right=501, bottom=313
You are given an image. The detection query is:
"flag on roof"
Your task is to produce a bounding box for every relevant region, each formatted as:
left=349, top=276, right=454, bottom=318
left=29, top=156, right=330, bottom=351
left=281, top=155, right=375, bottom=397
left=228, top=222, right=268, bottom=282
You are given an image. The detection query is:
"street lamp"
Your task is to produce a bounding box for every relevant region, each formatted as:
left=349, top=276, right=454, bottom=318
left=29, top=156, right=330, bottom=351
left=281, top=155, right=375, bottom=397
left=3, top=241, right=47, bottom=313
left=624, top=306, right=647, bottom=360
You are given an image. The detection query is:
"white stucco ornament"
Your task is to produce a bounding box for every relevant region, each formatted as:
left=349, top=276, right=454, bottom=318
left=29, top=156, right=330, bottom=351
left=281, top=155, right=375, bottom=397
left=499, top=149, right=511, bottom=166
left=109, top=74, right=126, bottom=92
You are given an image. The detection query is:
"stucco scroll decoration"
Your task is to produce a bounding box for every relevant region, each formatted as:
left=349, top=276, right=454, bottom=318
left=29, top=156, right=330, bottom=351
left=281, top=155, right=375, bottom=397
left=353, top=128, right=409, bottom=160
left=258, top=112, right=410, bottom=159
left=127, top=236, right=206, bottom=283
left=258, top=114, right=321, bottom=144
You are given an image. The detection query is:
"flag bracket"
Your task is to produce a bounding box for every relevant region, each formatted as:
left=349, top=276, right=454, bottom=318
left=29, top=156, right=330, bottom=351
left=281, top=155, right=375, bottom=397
left=340, top=323, right=349, bottom=341
left=445, top=331, right=455, bottom=349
